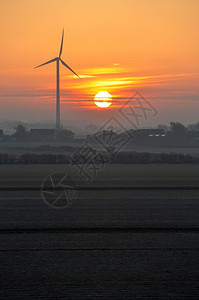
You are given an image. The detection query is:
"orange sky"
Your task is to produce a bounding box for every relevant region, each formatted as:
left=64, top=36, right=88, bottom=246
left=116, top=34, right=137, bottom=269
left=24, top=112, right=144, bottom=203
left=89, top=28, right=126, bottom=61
left=0, top=0, right=198, bottom=127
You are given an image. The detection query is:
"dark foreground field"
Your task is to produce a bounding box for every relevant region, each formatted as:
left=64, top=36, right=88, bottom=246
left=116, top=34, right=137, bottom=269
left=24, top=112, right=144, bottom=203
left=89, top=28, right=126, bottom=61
left=0, top=164, right=199, bottom=298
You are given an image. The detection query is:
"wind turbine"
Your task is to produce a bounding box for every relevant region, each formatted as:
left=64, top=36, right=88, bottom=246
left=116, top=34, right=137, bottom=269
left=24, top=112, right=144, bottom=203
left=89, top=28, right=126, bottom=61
left=35, top=29, right=80, bottom=130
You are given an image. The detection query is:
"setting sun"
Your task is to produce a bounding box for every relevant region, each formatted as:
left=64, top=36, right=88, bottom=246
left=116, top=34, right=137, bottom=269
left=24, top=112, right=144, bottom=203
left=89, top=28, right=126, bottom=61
left=94, top=91, right=112, bottom=108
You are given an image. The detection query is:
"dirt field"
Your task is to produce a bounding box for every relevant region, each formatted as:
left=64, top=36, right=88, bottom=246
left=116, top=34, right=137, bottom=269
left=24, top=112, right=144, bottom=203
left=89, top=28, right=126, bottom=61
left=0, top=163, right=199, bottom=188
left=0, top=164, right=199, bottom=298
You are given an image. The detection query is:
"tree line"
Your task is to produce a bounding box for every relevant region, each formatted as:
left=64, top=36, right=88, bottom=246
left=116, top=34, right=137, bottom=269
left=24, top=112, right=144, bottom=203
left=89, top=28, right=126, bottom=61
left=0, top=151, right=198, bottom=164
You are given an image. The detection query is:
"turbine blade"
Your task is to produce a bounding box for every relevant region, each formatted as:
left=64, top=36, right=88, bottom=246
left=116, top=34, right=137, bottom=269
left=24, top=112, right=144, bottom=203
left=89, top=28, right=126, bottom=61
left=59, top=29, right=64, bottom=58
left=60, top=59, right=80, bottom=78
left=34, top=57, right=57, bottom=69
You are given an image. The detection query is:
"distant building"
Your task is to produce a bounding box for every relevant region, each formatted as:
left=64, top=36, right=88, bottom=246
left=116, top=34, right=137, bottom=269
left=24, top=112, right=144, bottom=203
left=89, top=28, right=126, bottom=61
left=56, top=129, right=75, bottom=142
left=30, top=128, right=75, bottom=142
left=134, top=129, right=165, bottom=145
left=136, top=129, right=165, bottom=137
left=186, top=131, right=199, bottom=145
left=87, top=130, right=119, bottom=145
left=30, top=129, right=55, bottom=141
left=186, top=131, right=199, bottom=138
left=74, top=135, right=87, bottom=143
left=0, top=129, right=3, bottom=142
left=117, top=128, right=166, bottom=146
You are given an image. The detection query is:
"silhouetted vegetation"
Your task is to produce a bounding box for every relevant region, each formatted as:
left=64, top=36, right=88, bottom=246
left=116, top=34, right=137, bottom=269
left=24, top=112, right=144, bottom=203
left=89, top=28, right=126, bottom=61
left=110, top=152, right=199, bottom=164
left=0, top=153, right=70, bottom=164
left=0, top=151, right=198, bottom=164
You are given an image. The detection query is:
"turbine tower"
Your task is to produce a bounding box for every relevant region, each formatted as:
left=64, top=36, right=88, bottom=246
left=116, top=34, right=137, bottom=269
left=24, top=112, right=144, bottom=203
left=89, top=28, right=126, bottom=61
left=35, top=29, right=80, bottom=130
